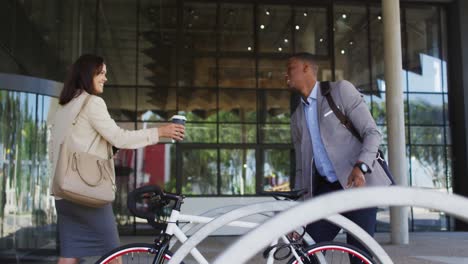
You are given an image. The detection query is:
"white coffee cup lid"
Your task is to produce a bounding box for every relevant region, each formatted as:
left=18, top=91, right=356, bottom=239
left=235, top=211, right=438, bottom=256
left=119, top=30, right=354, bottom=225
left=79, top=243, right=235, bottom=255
left=170, top=115, right=187, bottom=121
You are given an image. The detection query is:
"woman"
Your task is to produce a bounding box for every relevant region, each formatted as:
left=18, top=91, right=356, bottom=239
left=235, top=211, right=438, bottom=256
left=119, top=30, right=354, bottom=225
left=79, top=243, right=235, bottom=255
left=49, top=54, right=185, bottom=264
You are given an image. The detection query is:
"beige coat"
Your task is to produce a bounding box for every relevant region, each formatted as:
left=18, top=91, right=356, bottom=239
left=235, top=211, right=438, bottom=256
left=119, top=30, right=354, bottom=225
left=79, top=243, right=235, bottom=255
left=49, top=91, right=159, bottom=197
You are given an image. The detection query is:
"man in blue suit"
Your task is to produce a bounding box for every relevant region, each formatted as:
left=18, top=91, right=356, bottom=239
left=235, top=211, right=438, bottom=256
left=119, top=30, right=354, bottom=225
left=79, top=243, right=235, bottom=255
left=287, top=52, right=392, bottom=261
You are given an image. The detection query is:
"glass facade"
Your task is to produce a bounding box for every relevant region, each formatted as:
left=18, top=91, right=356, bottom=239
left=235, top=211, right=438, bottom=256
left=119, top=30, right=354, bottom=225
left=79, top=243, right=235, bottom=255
left=0, top=0, right=453, bottom=261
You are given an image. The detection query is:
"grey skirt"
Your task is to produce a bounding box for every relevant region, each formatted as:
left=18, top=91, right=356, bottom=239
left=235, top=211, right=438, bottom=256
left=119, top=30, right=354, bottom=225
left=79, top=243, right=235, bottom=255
left=55, top=199, right=120, bottom=258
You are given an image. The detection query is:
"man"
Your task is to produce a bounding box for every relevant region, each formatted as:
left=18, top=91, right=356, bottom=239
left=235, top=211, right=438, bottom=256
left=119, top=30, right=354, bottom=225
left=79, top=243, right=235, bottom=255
left=287, top=52, right=392, bottom=259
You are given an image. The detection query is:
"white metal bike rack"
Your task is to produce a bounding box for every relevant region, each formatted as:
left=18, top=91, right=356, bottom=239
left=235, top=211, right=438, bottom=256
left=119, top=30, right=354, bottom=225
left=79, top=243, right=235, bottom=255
left=213, top=186, right=468, bottom=264
left=168, top=200, right=391, bottom=264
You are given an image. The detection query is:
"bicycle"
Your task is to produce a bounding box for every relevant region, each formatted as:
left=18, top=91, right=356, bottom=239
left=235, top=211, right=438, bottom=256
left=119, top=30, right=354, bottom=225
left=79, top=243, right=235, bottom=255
left=95, top=185, right=377, bottom=264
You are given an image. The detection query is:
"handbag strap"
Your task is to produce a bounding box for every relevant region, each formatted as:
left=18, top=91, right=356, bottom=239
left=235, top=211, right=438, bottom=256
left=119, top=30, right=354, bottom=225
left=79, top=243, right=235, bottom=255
left=320, top=81, right=363, bottom=143
left=71, top=94, right=113, bottom=159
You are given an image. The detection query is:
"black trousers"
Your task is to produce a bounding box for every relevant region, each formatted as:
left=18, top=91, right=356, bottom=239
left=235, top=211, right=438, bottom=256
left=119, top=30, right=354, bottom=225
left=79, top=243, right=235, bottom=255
left=305, top=175, right=377, bottom=263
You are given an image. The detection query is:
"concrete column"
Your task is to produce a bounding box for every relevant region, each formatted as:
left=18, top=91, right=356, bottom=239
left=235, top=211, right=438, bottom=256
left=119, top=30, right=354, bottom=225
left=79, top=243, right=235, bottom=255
left=382, top=0, right=409, bottom=244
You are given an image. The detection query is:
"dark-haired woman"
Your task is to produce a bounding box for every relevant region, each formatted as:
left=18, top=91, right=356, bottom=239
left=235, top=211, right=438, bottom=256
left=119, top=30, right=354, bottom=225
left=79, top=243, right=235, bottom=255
left=49, top=54, right=185, bottom=264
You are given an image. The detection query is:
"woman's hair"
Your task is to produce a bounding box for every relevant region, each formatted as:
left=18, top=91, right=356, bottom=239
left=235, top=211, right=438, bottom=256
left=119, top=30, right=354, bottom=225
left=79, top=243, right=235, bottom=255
left=59, top=54, right=104, bottom=105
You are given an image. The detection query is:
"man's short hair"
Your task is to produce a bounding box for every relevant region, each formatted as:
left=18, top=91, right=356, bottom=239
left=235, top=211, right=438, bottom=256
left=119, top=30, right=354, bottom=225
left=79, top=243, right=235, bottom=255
left=290, top=52, right=319, bottom=75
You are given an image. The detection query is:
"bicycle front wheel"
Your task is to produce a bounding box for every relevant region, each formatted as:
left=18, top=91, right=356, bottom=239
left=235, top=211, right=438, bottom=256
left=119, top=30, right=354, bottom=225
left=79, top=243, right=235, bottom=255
left=95, top=243, right=176, bottom=264
left=287, top=241, right=376, bottom=264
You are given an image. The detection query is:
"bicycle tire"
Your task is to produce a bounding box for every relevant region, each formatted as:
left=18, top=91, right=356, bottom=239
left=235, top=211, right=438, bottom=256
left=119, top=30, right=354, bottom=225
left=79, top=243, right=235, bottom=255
left=287, top=241, right=376, bottom=264
left=95, top=243, right=181, bottom=264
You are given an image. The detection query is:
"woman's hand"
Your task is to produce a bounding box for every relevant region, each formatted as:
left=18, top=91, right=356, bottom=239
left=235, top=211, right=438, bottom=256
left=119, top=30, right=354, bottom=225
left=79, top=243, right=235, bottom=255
left=158, top=124, right=185, bottom=141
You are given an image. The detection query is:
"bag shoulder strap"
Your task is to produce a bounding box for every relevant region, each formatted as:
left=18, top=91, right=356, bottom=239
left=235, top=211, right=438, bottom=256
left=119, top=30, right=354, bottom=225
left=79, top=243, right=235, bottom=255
left=320, top=81, right=363, bottom=143
left=72, top=94, right=93, bottom=125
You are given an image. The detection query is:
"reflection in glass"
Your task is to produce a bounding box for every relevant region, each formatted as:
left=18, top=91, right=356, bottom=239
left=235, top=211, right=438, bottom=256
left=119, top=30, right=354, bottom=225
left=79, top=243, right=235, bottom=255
left=408, top=93, right=443, bottom=125
left=0, top=91, right=58, bottom=255
left=294, top=7, right=328, bottom=56
left=219, top=89, right=256, bottom=122
left=220, top=4, right=254, bottom=52
left=410, top=126, right=444, bottom=145
left=182, top=149, right=217, bottom=195
left=260, top=124, right=291, bottom=143
left=369, top=7, right=384, bottom=93
left=412, top=208, right=448, bottom=231
left=138, top=87, right=177, bottom=121
left=219, top=124, right=256, bottom=143
left=262, top=90, right=291, bottom=123
left=334, top=5, right=369, bottom=91
left=410, top=146, right=446, bottom=189
left=258, top=59, right=287, bottom=89
left=263, top=149, right=291, bottom=191
left=220, top=149, right=256, bottom=195
left=178, top=88, right=217, bottom=122
left=100, top=87, right=136, bottom=121
left=98, top=0, right=137, bottom=85
left=183, top=123, right=217, bottom=143
left=183, top=2, right=217, bottom=52
left=139, top=0, right=177, bottom=86
left=258, top=5, right=292, bottom=53
left=179, top=56, right=217, bottom=88
left=219, top=58, right=255, bottom=88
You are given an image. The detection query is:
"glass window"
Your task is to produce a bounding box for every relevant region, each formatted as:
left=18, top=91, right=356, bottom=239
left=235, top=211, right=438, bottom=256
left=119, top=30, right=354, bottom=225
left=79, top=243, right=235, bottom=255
left=219, top=124, right=256, bottom=144
left=219, top=89, right=257, bottom=123
left=263, top=149, right=291, bottom=191
left=409, top=126, right=444, bottom=145
left=98, top=0, right=137, bottom=85
left=182, top=148, right=218, bottom=195
left=219, top=58, right=256, bottom=88
left=183, top=2, right=217, bottom=52
left=405, top=7, right=441, bottom=93
left=178, top=88, right=217, bottom=122
left=220, top=149, right=256, bottom=195
left=139, top=0, right=177, bottom=87
left=180, top=56, right=217, bottom=88
left=260, top=124, right=291, bottom=143
left=137, top=86, right=176, bottom=122
left=371, top=94, right=386, bottom=125
left=258, top=5, right=292, bottom=54
left=408, top=93, right=444, bottom=125
left=220, top=4, right=254, bottom=52
left=410, top=146, right=446, bottom=189
left=334, top=5, right=369, bottom=91
left=100, top=87, right=136, bottom=121
left=183, top=123, right=217, bottom=143
left=258, top=90, right=291, bottom=123
left=294, top=7, right=328, bottom=56
left=258, top=58, right=288, bottom=89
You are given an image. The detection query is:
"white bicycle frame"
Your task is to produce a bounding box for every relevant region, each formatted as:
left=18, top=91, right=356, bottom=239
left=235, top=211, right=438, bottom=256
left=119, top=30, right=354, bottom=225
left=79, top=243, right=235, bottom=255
left=163, top=209, right=309, bottom=264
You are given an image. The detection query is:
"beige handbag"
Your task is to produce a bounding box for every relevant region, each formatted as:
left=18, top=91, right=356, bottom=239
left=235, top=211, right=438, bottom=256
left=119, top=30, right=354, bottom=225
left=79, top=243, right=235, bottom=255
left=52, top=95, right=116, bottom=208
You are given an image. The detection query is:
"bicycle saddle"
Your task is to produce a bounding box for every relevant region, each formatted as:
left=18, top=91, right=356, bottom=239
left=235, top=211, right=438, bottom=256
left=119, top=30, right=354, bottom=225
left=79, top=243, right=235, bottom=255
left=262, top=189, right=308, bottom=201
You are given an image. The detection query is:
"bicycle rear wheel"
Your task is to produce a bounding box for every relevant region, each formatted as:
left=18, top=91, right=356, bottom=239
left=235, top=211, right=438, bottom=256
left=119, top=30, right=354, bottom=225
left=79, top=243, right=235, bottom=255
left=95, top=243, right=177, bottom=264
left=287, top=241, right=376, bottom=264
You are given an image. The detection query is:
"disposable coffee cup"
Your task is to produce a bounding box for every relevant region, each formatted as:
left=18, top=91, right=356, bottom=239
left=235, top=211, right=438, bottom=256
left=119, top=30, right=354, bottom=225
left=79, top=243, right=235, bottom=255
left=170, top=115, right=186, bottom=125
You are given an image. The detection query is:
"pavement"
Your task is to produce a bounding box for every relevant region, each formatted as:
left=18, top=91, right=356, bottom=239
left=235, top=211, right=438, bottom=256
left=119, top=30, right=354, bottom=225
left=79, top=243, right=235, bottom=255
left=2, top=232, right=468, bottom=263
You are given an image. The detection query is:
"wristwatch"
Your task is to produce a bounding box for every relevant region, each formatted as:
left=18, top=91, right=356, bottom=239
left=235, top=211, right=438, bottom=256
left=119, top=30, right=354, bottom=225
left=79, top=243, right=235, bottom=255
left=355, top=162, right=370, bottom=174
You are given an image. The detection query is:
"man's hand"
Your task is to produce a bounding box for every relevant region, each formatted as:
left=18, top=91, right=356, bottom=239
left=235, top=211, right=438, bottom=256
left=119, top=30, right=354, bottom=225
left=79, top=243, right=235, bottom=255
left=346, top=167, right=366, bottom=188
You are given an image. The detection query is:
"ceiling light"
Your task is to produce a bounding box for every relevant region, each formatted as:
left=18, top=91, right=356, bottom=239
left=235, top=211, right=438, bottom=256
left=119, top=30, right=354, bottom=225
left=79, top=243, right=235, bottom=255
left=295, top=25, right=300, bottom=30
left=278, top=47, right=282, bottom=51
left=342, top=14, right=347, bottom=19
left=340, top=49, right=346, bottom=54
left=260, top=24, right=265, bottom=29
left=378, top=15, right=382, bottom=20
left=304, top=12, right=308, bottom=17
left=284, top=38, right=288, bottom=43
left=319, top=38, right=323, bottom=42
left=266, top=10, right=270, bottom=15
left=247, top=46, right=252, bottom=51
left=349, top=41, right=353, bottom=45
